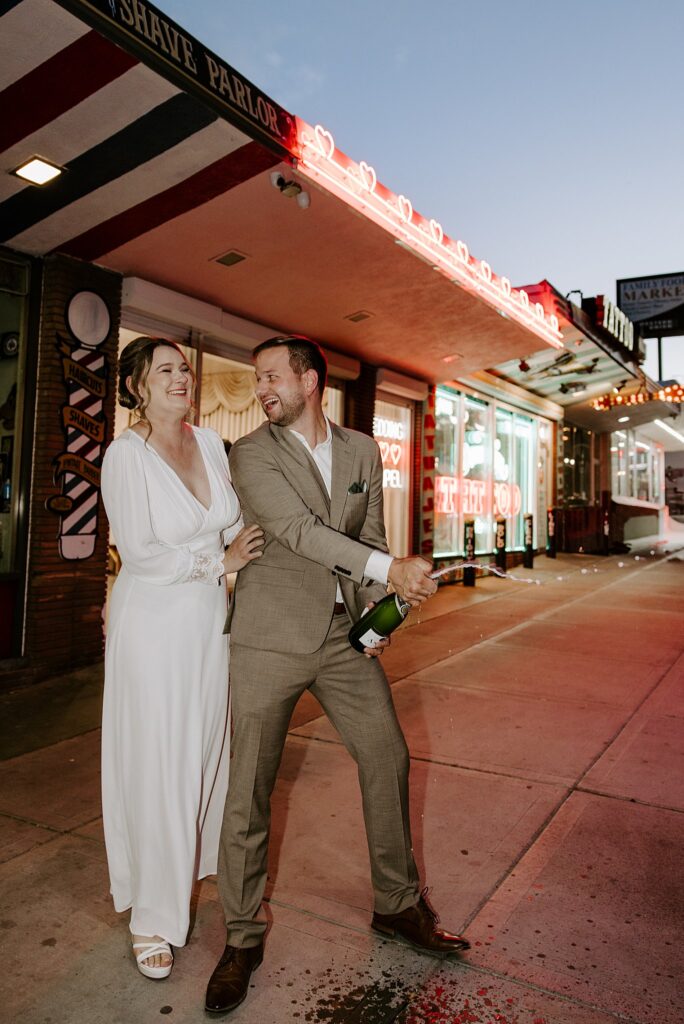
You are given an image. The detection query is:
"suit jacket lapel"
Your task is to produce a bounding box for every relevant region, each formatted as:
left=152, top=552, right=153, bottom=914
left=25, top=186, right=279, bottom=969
left=330, top=425, right=355, bottom=531
left=270, top=423, right=331, bottom=518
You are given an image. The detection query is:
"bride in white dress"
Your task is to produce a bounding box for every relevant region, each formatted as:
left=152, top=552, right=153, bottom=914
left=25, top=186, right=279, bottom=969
left=101, top=337, right=263, bottom=979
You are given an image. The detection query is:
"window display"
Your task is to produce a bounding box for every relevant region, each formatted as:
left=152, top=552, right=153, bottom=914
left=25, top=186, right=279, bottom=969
left=434, top=385, right=549, bottom=558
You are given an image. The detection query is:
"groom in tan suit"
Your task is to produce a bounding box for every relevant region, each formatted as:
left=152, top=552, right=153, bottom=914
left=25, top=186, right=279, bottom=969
left=206, top=337, right=469, bottom=1015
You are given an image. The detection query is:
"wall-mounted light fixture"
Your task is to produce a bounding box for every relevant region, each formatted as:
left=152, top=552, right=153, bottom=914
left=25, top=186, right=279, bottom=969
left=270, top=171, right=310, bottom=209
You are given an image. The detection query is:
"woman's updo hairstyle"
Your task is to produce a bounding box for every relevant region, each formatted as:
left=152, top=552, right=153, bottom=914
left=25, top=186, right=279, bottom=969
left=117, top=337, right=195, bottom=430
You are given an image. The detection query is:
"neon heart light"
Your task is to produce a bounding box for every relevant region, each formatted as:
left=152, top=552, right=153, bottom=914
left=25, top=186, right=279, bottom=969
left=398, top=195, right=413, bottom=223
left=379, top=441, right=403, bottom=467
left=359, top=161, right=377, bottom=193
left=429, top=219, right=444, bottom=244
left=314, top=124, right=335, bottom=159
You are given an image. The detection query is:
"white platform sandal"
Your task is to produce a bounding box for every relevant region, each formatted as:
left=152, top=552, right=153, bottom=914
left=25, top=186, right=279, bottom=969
left=133, top=939, right=174, bottom=979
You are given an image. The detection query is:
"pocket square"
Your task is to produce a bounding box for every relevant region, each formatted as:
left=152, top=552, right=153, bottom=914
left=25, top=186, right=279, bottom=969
left=348, top=480, right=368, bottom=494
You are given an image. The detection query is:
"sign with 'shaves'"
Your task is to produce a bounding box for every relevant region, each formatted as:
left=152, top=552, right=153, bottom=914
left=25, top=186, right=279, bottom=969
left=616, top=272, right=684, bottom=339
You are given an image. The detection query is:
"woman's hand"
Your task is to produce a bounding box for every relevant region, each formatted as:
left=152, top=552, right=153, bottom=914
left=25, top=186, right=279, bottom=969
left=223, top=524, right=264, bottom=573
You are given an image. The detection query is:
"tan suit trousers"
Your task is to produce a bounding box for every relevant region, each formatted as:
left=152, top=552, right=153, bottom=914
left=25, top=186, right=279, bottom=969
left=217, top=614, right=420, bottom=947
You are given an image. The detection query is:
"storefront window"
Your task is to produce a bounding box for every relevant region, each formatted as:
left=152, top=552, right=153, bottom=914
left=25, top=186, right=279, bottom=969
left=562, top=425, right=593, bottom=505
left=434, top=385, right=550, bottom=558
left=434, top=388, right=462, bottom=556
left=373, top=396, right=412, bottom=557
left=512, top=414, right=534, bottom=548
left=633, top=440, right=650, bottom=500
left=0, top=254, right=30, bottom=658
left=114, top=332, right=343, bottom=441
left=610, top=428, right=664, bottom=503
left=463, top=395, right=492, bottom=553
left=611, top=430, right=627, bottom=496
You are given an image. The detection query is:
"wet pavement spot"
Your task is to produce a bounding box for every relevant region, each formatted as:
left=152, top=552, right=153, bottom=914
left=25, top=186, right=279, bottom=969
left=303, top=972, right=410, bottom=1022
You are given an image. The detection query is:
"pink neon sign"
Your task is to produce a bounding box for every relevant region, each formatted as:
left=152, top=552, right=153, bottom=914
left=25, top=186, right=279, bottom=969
left=435, top=475, right=522, bottom=518
left=294, top=120, right=564, bottom=350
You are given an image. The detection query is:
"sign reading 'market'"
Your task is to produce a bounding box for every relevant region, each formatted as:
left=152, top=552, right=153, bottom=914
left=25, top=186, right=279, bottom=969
left=616, top=272, right=684, bottom=339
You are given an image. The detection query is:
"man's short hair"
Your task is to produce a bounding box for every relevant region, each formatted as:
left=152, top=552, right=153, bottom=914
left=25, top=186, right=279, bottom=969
left=252, top=335, right=328, bottom=397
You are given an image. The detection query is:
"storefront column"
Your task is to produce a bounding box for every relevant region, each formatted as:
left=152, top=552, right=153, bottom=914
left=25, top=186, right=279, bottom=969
left=23, top=255, right=120, bottom=683
left=344, top=362, right=377, bottom=436
left=419, top=386, right=436, bottom=560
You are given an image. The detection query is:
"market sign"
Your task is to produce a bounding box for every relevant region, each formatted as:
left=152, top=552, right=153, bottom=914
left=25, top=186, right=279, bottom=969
left=56, top=0, right=297, bottom=154
left=616, top=272, right=684, bottom=339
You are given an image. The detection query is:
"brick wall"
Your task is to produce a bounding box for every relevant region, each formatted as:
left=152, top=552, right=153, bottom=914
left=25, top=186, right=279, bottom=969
left=21, top=255, right=121, bottom=683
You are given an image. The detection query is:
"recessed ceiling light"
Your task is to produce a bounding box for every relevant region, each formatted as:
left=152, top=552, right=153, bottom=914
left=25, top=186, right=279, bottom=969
left=345, top=310, right=373, bottom=323
left=12, top=156, right=63, bottom=185
left=617, top=416, right=630, bottom=423
left=442, top=353, right=462, bottom=364
left=214, top=249, right=248, bottom=267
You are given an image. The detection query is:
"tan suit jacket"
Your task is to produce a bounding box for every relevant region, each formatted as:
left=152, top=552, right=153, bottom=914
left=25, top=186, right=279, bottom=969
left=225, top=419, right=388, bottom=653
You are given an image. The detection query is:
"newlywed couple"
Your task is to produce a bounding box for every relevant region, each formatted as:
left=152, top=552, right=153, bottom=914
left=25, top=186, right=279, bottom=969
left=101, top=334, right=469, bottom=1018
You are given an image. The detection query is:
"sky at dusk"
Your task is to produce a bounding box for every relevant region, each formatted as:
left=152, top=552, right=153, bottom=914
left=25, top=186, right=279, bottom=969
left=162, top=0, right=683, bottom=379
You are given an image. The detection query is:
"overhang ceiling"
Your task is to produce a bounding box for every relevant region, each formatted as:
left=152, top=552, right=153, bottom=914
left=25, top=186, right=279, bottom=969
left=488, top=282, right=683, bottom=437
left=1, top=0, right=564, bottom=383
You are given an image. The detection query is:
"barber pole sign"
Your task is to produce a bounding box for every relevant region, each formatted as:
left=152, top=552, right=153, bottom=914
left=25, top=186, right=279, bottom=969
left=46, top=291, right=111, bottom=560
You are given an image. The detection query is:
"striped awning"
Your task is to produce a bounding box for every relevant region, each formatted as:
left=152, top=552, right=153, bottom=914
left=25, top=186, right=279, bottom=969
left=0, top=0, right=282, bottom=259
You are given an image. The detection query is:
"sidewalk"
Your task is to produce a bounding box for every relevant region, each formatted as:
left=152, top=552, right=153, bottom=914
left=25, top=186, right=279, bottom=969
left=1, top=550, right=683, bottom=1024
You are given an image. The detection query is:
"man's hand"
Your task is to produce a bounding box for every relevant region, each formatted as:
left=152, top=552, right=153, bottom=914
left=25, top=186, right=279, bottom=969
left=388, top=556, right=437, bottom=606
left=361, top=602, right=392, bottom=658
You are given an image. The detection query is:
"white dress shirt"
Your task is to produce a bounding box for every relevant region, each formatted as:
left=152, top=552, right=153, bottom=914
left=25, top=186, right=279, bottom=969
left=288, top=418, right=393, bottom=598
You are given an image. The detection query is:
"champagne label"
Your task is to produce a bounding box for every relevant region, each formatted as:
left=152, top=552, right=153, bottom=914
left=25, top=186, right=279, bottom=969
left=357, top=627, right=385, bottom=649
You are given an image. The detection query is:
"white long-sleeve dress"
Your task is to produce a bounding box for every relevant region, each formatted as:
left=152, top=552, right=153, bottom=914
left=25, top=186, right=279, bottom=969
left=101, top=426, right=242, bottom=947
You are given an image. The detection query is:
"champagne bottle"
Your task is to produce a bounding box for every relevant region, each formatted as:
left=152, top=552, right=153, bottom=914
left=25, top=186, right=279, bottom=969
left=348, top=593, right=411, bottom=652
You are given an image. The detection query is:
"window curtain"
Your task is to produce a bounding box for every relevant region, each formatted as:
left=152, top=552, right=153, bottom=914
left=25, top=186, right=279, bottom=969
left=199, top=371, right=343, bottom=441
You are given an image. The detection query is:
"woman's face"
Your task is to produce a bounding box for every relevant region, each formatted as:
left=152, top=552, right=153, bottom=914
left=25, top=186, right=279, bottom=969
left=133, top=345, right=194, bottom=417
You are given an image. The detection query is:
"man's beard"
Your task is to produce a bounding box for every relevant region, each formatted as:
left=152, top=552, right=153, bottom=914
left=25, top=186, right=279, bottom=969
left=265, top=392, right=306, bottom=426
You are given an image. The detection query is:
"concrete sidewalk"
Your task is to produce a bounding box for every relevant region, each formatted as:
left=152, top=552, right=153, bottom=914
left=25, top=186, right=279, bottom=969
left=1, top=550, right=683, bottom=1024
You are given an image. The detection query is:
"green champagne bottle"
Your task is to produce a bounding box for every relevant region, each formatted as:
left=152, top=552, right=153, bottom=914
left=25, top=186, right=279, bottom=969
left=348, top=593, right=411, bottom=652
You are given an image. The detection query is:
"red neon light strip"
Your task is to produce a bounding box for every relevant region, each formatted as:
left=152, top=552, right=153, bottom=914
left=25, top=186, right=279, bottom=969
left=295, top=121, right=563, bottom=350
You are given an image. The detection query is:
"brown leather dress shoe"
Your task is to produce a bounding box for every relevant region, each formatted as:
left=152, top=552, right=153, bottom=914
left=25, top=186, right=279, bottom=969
left=205, top=942, right=263, bottom=1015
left=372, top=888, right=470, bottom=957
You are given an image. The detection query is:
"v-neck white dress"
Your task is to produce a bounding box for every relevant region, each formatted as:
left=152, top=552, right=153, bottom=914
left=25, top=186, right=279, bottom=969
left=101, top=426, right=242, bottom=946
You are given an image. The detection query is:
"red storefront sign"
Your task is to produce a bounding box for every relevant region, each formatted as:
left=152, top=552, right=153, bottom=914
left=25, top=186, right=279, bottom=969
left=435, top=475, right=522, bottom=518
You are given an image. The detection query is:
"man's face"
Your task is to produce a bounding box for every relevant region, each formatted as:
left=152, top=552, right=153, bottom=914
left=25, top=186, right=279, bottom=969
left=254, top=346, right=308, bottom=427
